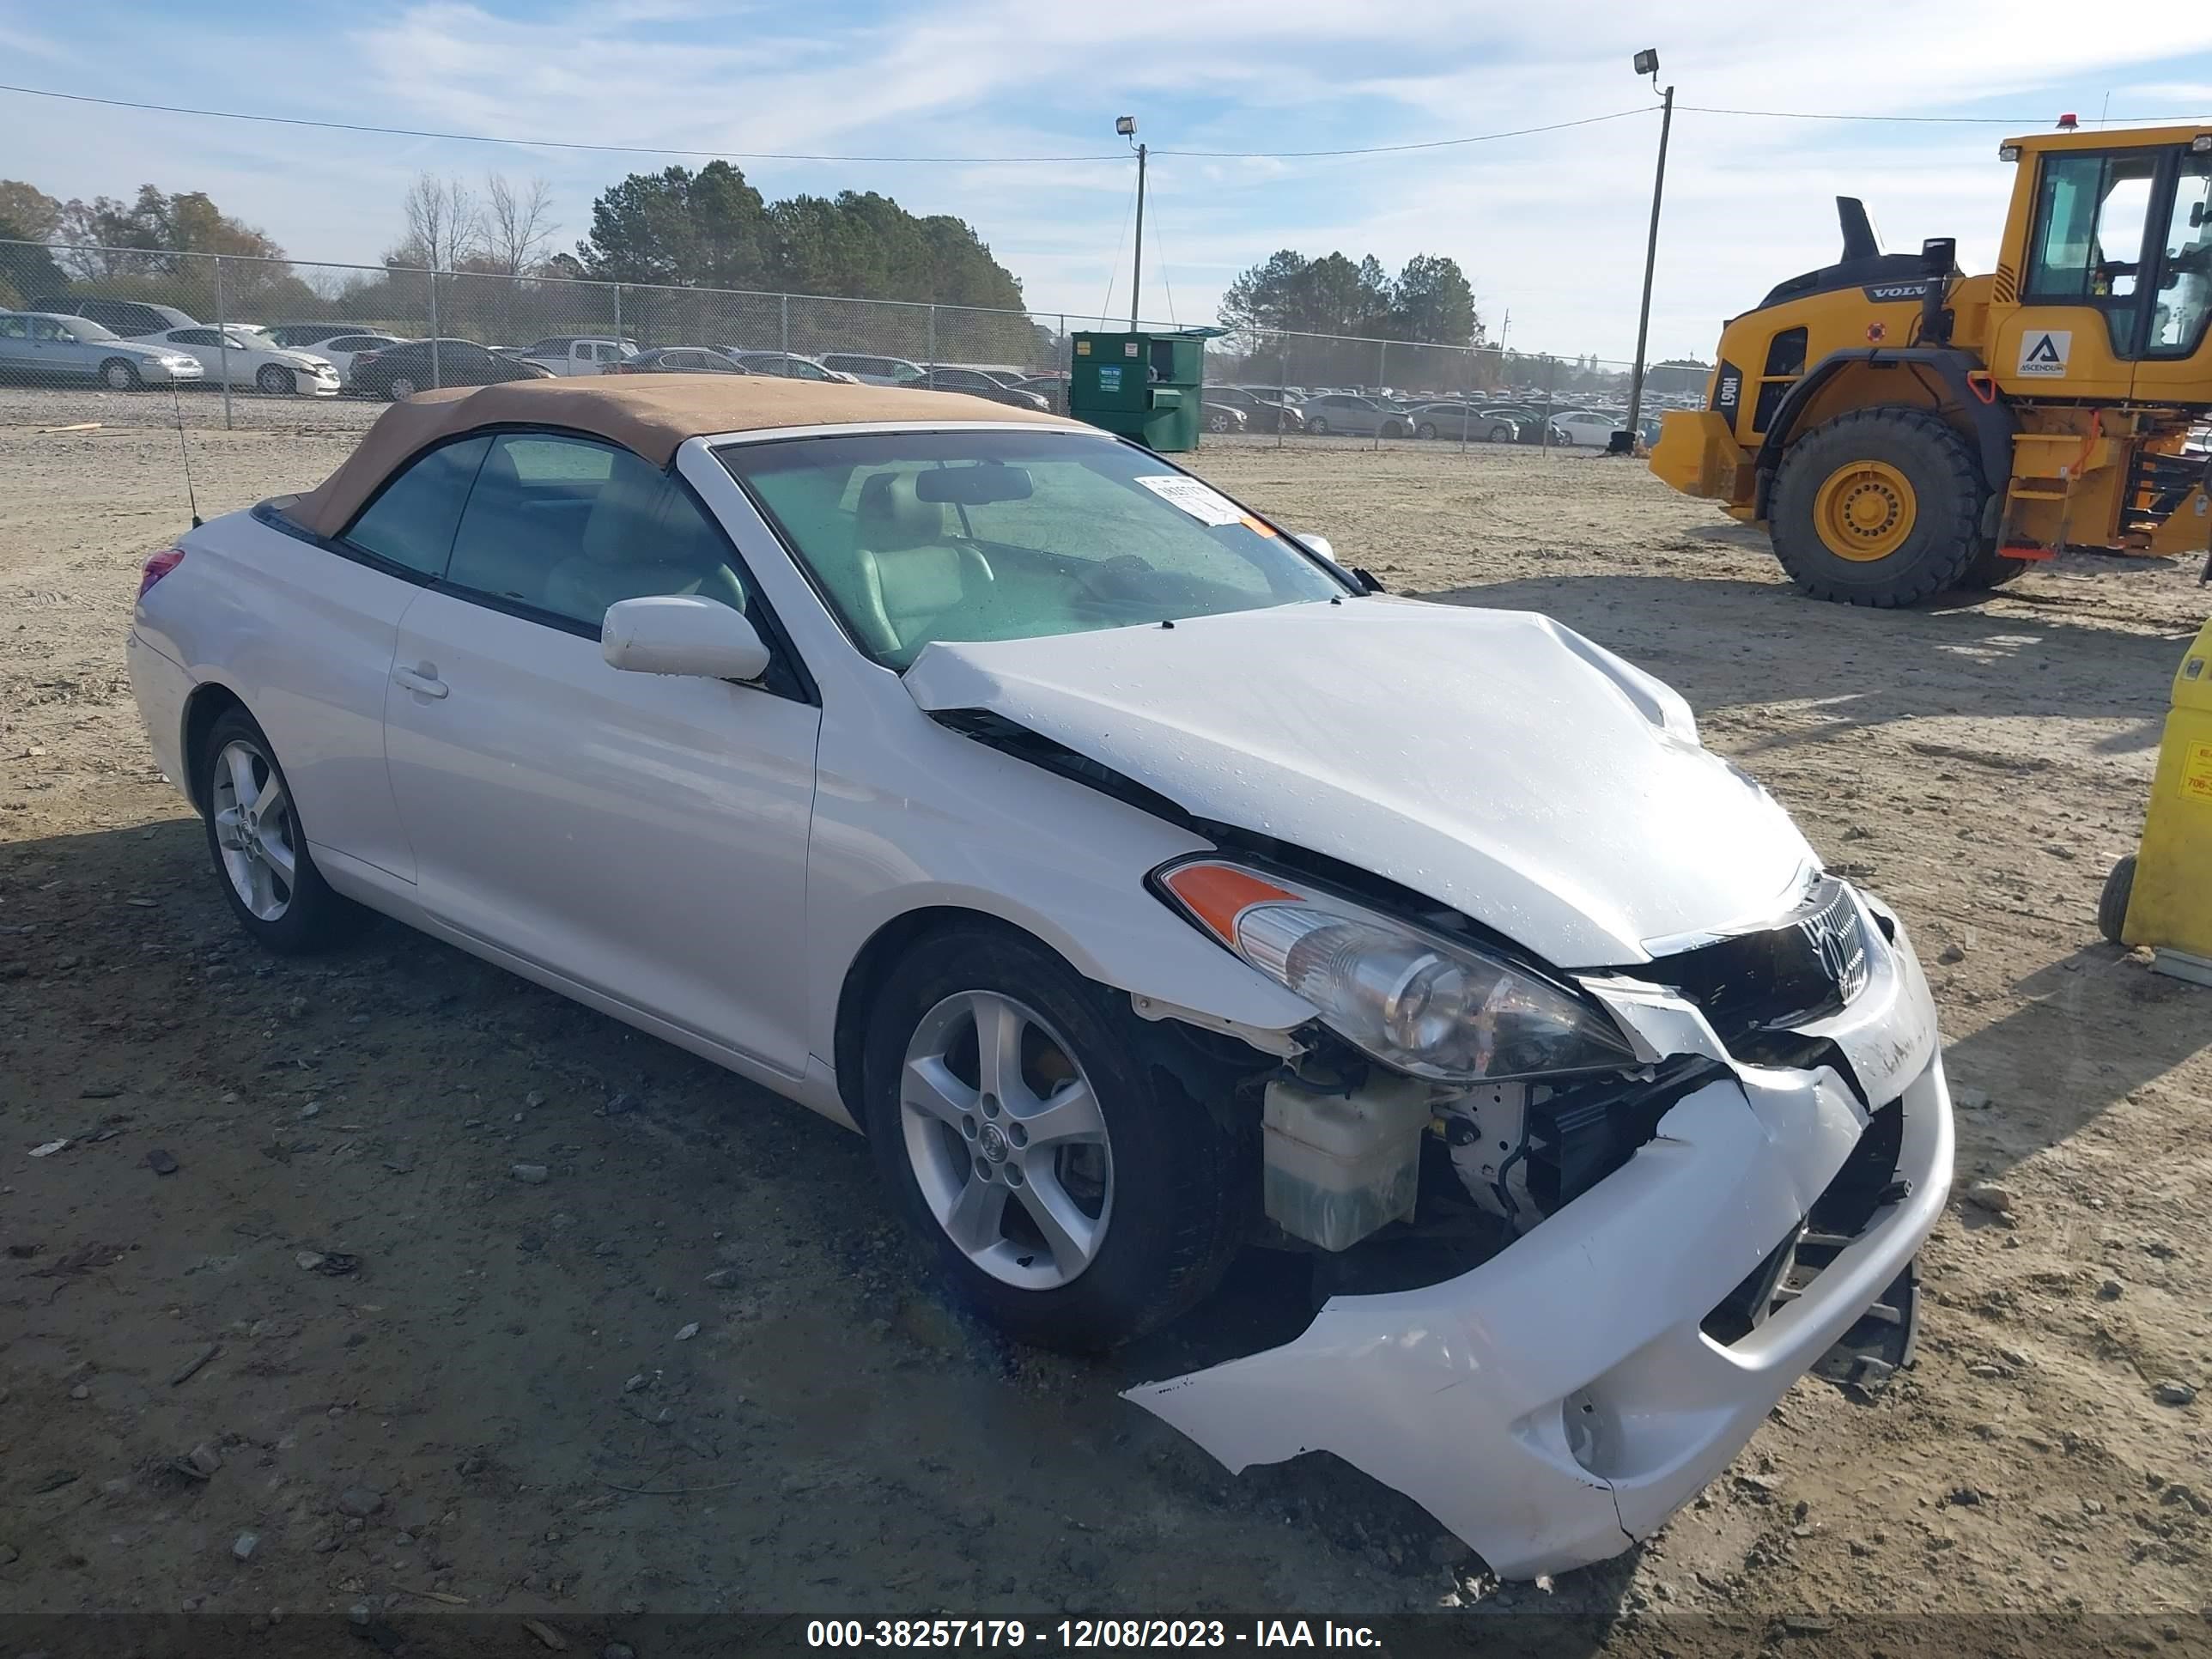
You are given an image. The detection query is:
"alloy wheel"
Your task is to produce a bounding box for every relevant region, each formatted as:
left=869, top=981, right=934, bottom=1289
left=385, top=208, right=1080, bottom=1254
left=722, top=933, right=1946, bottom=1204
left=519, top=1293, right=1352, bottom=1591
left=210, top=738, right=297, bottom=921
left=899, top=990, right=1114, bottom=1290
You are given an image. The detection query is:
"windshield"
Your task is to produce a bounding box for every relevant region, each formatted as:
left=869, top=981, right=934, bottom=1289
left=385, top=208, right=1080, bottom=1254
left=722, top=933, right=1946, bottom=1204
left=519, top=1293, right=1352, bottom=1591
left=720, top=429, right=1348, bottom=670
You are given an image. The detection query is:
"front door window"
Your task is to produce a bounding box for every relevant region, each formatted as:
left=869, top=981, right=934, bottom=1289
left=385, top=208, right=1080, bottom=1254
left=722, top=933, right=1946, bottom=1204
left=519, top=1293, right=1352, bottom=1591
left=2149, top=153, right=2212, bottom=358
left=2025, top=150, right=2161, bottom=355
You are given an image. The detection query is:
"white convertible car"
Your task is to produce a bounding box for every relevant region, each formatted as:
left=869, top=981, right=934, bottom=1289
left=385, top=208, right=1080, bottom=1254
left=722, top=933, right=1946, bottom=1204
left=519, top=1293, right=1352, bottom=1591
left=127, top=378, right=1951, bottom=1578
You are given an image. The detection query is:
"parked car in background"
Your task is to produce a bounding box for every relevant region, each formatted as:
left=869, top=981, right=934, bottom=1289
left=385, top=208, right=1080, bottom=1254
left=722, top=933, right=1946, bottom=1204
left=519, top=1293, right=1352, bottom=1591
left=1401, top=401, right=1498, bottom=441
left=1552, top=410, right=1626, bottom=448
left=1200, top=400, right=1249, bottom=434
left=1476, top=405, right=1566, bottom=445
left=1012, top=375, right=1066, bottom=414
left=1206, top=386, right=1305, bottom=433
left=608, top=348, right=750, bottom=375
left=128, top=374, right=1953, bottom=1583
left=520, top=337, right=640, bottom=377
left=27, top=296, right=199, bottom=339
left=718, top=350, right=856, bottom=382
left=1296, top=392, right=1408, bottom=438
left=140, top=326, right=340, bottom=397
left=922, top=365, right=1050, bottom=411
left=306, top=333, right=408, bottom=390
left=0, top=311, right=205, bottom=389
left=264, top=322, right=380, bottom=351
left=818, top=352, right=927, bottom=386
left=349, top=338, right=552, bottom=400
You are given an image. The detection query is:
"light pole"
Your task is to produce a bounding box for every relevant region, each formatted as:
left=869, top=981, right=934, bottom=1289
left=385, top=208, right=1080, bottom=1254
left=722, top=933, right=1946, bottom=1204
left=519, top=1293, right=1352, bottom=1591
left=1117, top=115, right=1146, bottom=330
left=1623, top=48, right=1673, bottom=451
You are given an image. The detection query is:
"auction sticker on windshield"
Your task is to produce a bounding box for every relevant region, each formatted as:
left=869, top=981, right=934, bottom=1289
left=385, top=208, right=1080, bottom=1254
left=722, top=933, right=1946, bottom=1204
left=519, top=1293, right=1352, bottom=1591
left=1135, top=474, right=1244, bottom=526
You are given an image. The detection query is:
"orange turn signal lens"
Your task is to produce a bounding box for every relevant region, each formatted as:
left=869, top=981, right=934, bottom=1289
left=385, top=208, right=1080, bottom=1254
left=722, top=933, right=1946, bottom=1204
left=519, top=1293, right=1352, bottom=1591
left=1160, top=861, right=1299, bottom=945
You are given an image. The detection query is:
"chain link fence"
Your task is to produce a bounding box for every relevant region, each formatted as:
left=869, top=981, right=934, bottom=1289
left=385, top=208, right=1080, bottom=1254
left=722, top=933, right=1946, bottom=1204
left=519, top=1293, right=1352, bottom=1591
left=1, top=240, right=1677, bottom=448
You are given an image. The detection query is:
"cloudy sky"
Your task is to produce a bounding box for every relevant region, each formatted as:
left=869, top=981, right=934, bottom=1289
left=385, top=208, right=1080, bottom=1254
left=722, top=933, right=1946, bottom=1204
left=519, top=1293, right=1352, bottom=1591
left=5, top=1, right=2212, bottom=362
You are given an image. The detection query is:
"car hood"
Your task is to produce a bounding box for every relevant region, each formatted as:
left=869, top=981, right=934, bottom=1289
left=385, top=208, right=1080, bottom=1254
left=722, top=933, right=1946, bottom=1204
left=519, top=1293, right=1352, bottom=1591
left=902, top=599, right=1817, bottom=967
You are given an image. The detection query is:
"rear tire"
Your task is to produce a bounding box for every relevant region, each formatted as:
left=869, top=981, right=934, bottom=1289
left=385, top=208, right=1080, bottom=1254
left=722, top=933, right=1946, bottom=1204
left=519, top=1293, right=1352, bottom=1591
left=1416, top=422, right=1437, bottom=440
left=197, top=708, right=368, bottom=955
left=1770, top=406, right=1985, bottom=606
left=387, top=374, right=419, bottom=400
left=861, top=922, right=1252, bottom=1352
left=1958, top=544, right=2032, bottom=589
left=2098, top=854, right=2136, bottom=946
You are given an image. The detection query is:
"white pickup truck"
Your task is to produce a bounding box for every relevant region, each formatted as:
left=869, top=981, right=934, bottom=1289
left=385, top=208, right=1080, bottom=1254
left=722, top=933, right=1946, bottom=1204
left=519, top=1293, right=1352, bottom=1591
left=517, top=337, right=639, bottom=376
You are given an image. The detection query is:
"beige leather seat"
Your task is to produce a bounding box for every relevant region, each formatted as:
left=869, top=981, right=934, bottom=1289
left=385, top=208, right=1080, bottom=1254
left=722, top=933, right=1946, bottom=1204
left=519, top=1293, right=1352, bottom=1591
left=849, top=471, right=993, bottom=653
left=545, top=465, right=746, bottom=624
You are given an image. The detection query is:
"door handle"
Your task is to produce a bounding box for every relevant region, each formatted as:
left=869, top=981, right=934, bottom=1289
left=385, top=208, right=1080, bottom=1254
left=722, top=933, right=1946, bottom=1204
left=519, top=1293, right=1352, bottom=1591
left=392, top=664, right=448, bottom=700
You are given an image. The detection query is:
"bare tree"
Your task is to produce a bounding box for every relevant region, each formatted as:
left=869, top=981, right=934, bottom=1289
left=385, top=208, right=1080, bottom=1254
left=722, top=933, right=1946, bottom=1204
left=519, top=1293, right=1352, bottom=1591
left=483, top=174, right=557, bottom=276
left=389, top=173, right=483, bottom=270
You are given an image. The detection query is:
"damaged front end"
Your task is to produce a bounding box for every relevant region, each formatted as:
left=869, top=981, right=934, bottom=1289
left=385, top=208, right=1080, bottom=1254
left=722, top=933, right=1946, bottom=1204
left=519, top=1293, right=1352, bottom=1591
left=1125, top=878, right=1953, bottom=1582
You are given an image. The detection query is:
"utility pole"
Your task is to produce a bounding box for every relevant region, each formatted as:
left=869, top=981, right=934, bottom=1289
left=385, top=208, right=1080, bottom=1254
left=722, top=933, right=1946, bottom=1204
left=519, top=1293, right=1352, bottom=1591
left=1117, top=117, right=1146, bottom=330
left=1624, top=50, right=1674, bottom=447
left=1131, top=142, right=1147, bottom=331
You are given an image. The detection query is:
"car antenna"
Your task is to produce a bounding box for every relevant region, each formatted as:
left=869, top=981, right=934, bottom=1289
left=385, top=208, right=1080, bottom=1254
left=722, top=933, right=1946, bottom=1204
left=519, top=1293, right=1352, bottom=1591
left=170, top=382, right=202, bottom=528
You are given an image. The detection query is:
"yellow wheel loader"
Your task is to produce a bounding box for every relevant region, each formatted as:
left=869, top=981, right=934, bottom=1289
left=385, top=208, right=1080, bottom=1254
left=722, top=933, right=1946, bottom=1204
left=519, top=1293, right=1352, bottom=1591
left=1652, top=124, right=2212, bottom=605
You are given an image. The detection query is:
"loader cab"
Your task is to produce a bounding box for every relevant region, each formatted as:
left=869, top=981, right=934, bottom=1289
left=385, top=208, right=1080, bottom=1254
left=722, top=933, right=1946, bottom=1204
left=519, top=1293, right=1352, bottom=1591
left=1992, top=127, right=2212, bottom=404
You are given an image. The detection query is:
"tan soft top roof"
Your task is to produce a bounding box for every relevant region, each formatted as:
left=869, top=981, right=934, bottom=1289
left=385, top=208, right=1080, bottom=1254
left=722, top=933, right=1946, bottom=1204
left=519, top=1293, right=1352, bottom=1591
left=289, top=374, right=1084, bottom=538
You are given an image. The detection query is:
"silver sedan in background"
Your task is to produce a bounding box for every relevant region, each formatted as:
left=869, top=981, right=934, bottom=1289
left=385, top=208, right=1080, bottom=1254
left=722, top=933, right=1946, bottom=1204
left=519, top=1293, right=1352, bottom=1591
left=0, top=311, right=206, bottom=389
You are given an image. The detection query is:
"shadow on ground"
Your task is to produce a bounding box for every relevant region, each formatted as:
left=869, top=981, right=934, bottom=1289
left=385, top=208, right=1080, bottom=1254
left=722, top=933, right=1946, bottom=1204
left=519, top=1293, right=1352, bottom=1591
left=1416, top=572, right=2191, bottom=754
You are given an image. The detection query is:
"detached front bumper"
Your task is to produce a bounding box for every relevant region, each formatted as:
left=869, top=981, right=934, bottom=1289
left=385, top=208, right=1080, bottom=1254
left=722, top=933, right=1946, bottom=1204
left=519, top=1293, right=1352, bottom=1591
left=1126, top=895, right=1953, bottom=1580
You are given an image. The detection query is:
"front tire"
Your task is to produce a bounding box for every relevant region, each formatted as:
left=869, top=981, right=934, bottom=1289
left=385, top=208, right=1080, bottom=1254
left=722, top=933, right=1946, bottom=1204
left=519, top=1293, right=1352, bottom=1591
left=100, top=358, right=143, bottom=391
left=255, top=363, right=291, bottom=396
left=861, top=923, right=1250, bottom=1351
left=1306, top=416, right=1329, bottom=435
left=1488, top=424, right=1513, bottom=443
left=198, top=708, right=366, bottom=954
left=1770, top=406, right=1985, bottom=605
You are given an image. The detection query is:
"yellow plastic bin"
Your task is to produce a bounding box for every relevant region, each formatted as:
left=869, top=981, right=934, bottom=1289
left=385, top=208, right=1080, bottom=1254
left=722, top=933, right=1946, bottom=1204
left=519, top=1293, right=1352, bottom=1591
left=2101, top=615, right=2212, bottom=986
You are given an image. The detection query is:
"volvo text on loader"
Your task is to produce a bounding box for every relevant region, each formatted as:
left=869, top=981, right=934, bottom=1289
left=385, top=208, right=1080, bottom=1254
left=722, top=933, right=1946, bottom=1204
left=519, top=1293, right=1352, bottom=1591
left=1651, top=124, right=2212, bottom=605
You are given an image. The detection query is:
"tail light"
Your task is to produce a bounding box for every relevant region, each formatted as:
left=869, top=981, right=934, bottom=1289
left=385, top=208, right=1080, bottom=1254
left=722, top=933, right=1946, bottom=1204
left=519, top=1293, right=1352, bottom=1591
left=140, top=547, right=185, bottom=598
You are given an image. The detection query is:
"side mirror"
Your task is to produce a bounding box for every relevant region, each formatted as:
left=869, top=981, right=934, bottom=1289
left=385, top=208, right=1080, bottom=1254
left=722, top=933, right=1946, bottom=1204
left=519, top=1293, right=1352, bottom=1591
left=1297, top=532, right=1336, bottom=563
left=602, top=595, right=771, bottom=681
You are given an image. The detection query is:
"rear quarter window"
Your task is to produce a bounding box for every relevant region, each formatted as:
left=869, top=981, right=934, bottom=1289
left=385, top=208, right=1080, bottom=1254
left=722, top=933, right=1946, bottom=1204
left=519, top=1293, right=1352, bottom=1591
left=341, top=436, right=493, bottom=579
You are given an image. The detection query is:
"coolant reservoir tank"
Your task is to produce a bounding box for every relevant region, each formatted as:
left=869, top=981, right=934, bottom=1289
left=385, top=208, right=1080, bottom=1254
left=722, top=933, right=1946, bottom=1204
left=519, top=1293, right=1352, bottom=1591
left=1261, top=1073, right=1434, bottom=1252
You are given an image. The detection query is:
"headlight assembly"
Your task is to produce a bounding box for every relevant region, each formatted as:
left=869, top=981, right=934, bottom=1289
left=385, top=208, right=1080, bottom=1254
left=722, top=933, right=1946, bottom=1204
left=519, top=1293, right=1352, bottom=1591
left=1155, top=858, right=1633, bottom=1082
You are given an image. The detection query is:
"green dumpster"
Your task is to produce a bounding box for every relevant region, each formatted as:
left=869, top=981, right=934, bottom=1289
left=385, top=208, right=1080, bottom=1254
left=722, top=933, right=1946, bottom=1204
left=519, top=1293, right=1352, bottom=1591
left=1067, top=329, right=1218, bottom=452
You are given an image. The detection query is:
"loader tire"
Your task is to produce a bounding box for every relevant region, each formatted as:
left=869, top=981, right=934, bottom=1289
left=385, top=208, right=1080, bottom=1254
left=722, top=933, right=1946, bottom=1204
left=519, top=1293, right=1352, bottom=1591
left=2098, top=854, right=2136, bottom=946
left=1958, top=543, right=2031, bottom=589
left=1770, top=407, right=1985, bottom=606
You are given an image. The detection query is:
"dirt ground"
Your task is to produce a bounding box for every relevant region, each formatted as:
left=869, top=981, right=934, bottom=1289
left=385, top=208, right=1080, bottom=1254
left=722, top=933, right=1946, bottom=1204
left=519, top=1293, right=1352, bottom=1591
left=3, top=392, right=2209, bottom=1652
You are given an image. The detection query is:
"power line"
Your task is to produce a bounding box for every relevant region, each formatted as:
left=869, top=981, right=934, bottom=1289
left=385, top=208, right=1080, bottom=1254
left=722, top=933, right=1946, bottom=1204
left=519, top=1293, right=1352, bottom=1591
left=3, top=79, right=2203, bottom=173
left=1680, top=102, right=2209, bottom=125
left=0, top=82, right=1122, bottom=165
left=1154, top=107, right=1654, bottom=157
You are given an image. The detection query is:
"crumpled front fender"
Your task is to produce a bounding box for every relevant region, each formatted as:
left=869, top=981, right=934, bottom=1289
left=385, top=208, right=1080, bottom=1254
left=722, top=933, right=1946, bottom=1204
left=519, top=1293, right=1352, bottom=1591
left=1124, top=896, right=1952, bottom=1580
